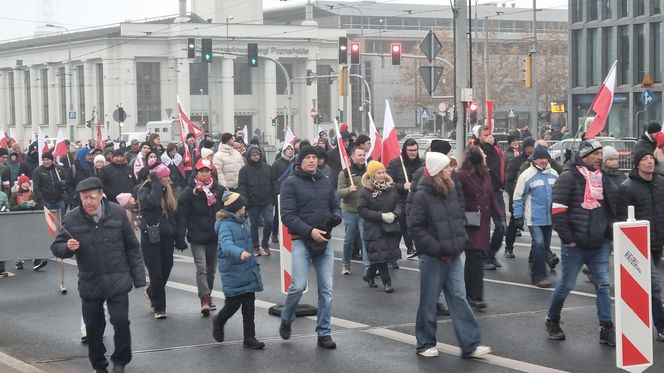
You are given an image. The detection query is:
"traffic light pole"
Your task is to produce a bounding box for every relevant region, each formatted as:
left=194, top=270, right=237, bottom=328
left=530, top=0, right=539, bottom=136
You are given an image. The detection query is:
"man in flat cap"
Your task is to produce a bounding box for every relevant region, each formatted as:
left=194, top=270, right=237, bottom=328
left=51, top=177, right=145, bottom=373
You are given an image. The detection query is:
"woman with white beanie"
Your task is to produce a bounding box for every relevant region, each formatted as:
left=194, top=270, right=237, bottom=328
left=409, top=151, right=491, bottom=359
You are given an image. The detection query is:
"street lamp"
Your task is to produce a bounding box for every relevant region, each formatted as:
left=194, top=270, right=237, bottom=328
left=225, top=16, right=234, bottom=51
left=46, top=24, right=74, bottom=141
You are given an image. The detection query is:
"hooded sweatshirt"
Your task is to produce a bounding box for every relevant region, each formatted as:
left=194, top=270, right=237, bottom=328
left=237, top=146, right=274, bottom=207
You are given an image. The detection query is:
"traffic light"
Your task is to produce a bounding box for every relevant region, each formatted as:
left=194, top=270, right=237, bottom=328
left=338, top=66, right=348, bottom=96
left=271, top=117, right=277, bottom=127
left=391, top=43, right=401, bottom=65
left=201, top=38, right=212, bottom=63
left=248, top=43, right=258, bottom=67
left=350, top=41, right=360, bottom=64
left=338, top=37, right=348, bottom=64
left=468, top=101, right=478, bottom=124
left=187, top=38, right=196, bottom=59
left=524, top=53, right=532, bottom=87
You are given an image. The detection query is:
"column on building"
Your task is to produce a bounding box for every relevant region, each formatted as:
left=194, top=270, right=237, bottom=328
left=260, top=59, right=277, bottom=144
left=0, top=71, right=8, bottom=126
left=84, top=60, right=98, bottom=128
left=14, top=69, right=27, bottom=142
left=207, top=58, right=221, bottom=135
left=47, top=65, right=61, bottom=129
left=118, top=58, right=138, bottom=132
left=29, top=66, right=42, bottom=136
left=70, top=62, right=84, bottom=141
left=220, top=56, right=236, bottom=134
left=303, top=59, right=318, bottom=141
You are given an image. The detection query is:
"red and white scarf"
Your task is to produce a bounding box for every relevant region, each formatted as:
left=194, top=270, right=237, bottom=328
left=576, top=165, right=603, bottom=210
left=193, top=177, right=216, bottom=206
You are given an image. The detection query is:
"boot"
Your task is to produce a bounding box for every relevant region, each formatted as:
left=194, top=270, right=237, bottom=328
left=384, top=282, right=394, bottom=293
left=317, top=335, right=337, bottom=349
left=200, top=296, right=210, bottom=317
left=212, top=315, right=224, bottom=342
left=599, top=323, right=616, bottom=346
left=243, top=337, right=265, bottom=349
left=363, top=272, right=378, bottom=288
left=504, top=248, right=515, bottom=258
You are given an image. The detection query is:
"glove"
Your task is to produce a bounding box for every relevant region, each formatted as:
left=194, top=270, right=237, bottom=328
left=26, top=201, right=36, bottom=208
left=382, top=213, right=395, bottom=224
left=324, top=215, right=343, bottom=228
left=175, top=240, right=189, bottom=251
left=514, top=217, right=524, bottom=230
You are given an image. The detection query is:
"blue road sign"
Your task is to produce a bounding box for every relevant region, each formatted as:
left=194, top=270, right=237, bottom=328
left=641, top=89, right=654, bottom=108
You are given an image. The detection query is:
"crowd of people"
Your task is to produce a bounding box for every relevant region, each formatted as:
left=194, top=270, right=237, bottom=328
left=3, top=120, right=664, bottom=372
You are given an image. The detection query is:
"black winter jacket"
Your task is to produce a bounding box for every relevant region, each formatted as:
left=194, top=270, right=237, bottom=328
left=479, top=141, right=504, bottom=191
left=32, top=164, right=66, bottom=204
left=136, top=178, right=178, bottom=239
left=551, top=158, right=614, bottom=249
left=326, top=146, right=343, bottom=189
left=387, top=152, right=423, bottom=204
left=18, top=152, right=38, bottom=181
left=101, top=163, right=135, bottom=203
left=408, top=175, right=467, bottom=258
left=271, top=156, right=293, bottom=194
left=280, top=166, right=341, bottom=238
left=176, top=179, right=225, bottom=245
left=50, top=201, right=146, bottom=299
left=617, top=170, right=664, bottom=249
left=238, top=147, right=274, bottom=207
left=357, top=174, right=402, bottom=263
left=634, top=133, right=657, bottom=156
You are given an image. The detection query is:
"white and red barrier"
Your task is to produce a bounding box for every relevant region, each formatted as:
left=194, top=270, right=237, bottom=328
left=277, top=196, right=307, bottom=295
left=613, top=206, right=653, bottom=373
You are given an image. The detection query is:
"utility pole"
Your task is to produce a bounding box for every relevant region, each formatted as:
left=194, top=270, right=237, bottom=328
left=530, top=0, right=539, bottom=136
left=454, top=0, right=469, bottom=160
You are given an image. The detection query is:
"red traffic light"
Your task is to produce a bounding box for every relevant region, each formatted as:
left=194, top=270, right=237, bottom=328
left=390, top=43, right=401, bottom=65
left=469, top=102, right=478, bottom=111
left=351, top=43, right=360, bottom=52
left=392, top=44, right=400, bottom=53
left=350, top=41, right=360, bottom=64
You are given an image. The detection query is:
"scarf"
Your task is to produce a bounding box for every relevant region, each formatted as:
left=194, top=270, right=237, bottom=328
left=576, top=165, right=603, bottom=210
left=193, top=177, right=216, bottom=206
left=16, top=189, right=33, bottom=207
left=370, top=177, right=392, bottom=198
left=161, top=152, right=183, bottom=167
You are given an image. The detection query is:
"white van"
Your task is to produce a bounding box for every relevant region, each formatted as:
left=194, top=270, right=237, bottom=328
left=146, top=120, right=180, bottom=143
left=119, top=132, right=147, bottom=144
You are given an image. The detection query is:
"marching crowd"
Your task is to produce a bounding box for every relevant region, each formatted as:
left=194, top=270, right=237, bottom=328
left=3, top=121, right=664, bottom=372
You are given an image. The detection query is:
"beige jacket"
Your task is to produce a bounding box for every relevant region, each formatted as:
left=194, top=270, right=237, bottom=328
left=213, top=143, right=245, bottom=189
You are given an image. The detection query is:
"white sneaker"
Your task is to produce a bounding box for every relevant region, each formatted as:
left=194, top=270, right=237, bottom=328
left=417, top=347, right=439, bottom=357
left=341, top=265, right=351, bottom=275
left=467, top=345, right=491, bottom=358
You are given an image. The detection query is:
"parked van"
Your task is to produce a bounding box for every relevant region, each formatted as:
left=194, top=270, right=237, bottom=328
left=146, top=120, right=180, bottom=143
left=119, top=132, right=147, bottom=144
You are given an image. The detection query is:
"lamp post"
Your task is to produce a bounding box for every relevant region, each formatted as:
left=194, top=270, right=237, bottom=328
left=46, top=24, right=73, bottom=141
left=225, top=16, right=234, bottom=51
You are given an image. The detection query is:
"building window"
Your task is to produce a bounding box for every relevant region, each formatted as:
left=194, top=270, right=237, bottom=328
left=97, top=63, right=104, bottom=126
left=8, top=71, right=15, bottom=125
left=189, top=62, right=208, bottom=95
left=601, top=0, right=612, bottom=19
left=589, top=0, right=598, bottom=21
left=25, top=70, right=32, bottom=126
left=77, top=66, right=85, bottom=125
left=573, top=30, right=584, bottom=86
left=41, top=69, right=48, bottom=125
left=233, top=61, right=252, bottom=95
left=276, top=63, right=293, bottom=95
left=59, top=67, right=66, bottom=125
left=601, top=27, right=615, bottom=77
left=589, top=28, right=601, bottom=85
left=651, top=23, right=662, bottom=83
left=572, top=0, right=583, bottom=22
left=634, top=24, right=645, bottom=85
left=652, top=0, right=662, bottom=14
left=634, top=0, right=645, bottom=16
left=618, top=1, right=628, bottom=17
left=136, top=62, right=161, bottom=127
left=618, top=26, right=630, bottom=85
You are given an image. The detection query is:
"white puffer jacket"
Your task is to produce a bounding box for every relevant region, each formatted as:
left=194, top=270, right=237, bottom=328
left=213, top=143, right=245, bottom=189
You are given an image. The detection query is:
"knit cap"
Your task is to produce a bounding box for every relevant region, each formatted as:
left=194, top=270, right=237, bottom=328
left=366, top=160, right=385, bottom=177
left=602, top=146, right=618, bottom=162
left=222, top=191, right=245, bottom=213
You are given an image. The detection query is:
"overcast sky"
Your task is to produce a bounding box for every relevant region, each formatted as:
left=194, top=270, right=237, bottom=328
left=0, top=0, right=568, bottom=41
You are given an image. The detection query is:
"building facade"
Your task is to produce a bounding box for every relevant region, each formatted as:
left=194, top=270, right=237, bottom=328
left=569, top=0, right=663, bottom=137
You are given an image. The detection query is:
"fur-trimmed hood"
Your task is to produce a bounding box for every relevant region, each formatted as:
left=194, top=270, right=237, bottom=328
left=361, top=172, right=394, bottom=190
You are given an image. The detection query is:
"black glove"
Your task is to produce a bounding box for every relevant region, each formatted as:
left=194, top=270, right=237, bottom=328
left=324, top=215, right=342, bottom=229
left=514, top=217, right=524, bottom=230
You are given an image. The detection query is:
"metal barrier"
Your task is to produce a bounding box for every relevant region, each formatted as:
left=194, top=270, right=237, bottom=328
left=0, top=210, right=59, bottom=261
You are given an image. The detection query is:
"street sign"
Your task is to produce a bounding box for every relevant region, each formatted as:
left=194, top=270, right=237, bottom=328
left=419, top=66, right=444, bottom=95
left=113, top=107, right=127, bottom=123
left=438, top=102, right=448, bottom=112
left=421, top=108, right=429, bottom=120
left=67, top=111, right=77, bottom=126
left=419, top=30, right=442, bottom=63
left=508, top=108, right=517, bottom=118
left=641, top=89, right=654, bottom=108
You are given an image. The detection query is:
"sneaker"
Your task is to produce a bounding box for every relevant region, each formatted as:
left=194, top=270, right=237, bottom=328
left=466, top=345, right=492, bottom=358
left=491, top=256, right=502, bottom=268
left=388, top=261, right=399, bottom=269
left=532, top=278, right=553, bottom=288
left=516, top=230, right=522, bottom=237
left=279, top=321, right=291, bottom=340
left=341, top=265, right=351, bottom=276
left=363, top=272, right=378, bottom=288
left=81, top=331, right=88, bottom=343
left=261, top=245, right=272, bottom=256
left=384, top=283, right=394, bottom=293
left=209, top=298, right=217, bottom=311
left=406, top=247, right=416, bottom=256
left=15, top=261, right=23, bottom=270
left=417, top=347, right=439, bottom=357
left=483, top=261, right=497, bottom=270
left=656, top=331, right=664, bottom=342
left=547, top=252, right=560, bottom=270
left=253, top=248, right=262, bottom=256
left=154, top=311, right=167, bottom=319
left=0, top=272, right=8, bottom=278
left=212, top=315, right=224, bottom=342
left=317, top=335, right=337, bottom=349
left=467, top=299, right=487, bottom=309
left=545, top=319, right=565, bottom=340
left=599, top=324, right=616, bottom=346
left=243, top=337, right=266, bottom=349
left=93, top=369, right=109, bottom=373
left=504, top=248, right=515, bottom=258
left=201, top=297, right=210, bottom=317
left=407, top=251, right=419, bottom=259
left=33, top=259, right=47, bottom=271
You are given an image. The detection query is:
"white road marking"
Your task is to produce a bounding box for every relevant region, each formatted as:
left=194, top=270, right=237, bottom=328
left=0, top=351, right=48, bottom=373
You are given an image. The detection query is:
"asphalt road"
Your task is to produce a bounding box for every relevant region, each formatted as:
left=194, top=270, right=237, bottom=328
left=1, top=227, right=663, bottom=373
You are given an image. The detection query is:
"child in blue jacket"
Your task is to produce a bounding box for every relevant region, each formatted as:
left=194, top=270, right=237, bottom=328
left=212, top=191, right=265, bottom=349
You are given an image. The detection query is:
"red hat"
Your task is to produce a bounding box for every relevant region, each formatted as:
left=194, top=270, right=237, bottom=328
left=656, top=132, right=664, bottom=149
left=196, top=158, right=213, bottom=170
left=18, top=174, right=30, bottom=186
left=339, top=122, right=349, bottom=132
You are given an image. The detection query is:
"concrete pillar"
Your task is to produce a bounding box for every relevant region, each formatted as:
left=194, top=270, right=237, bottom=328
left=0, top=71, right=8, bottom=126
left=29, top=67, right=41, bottom=135
left=47, top=66, right=60, bottom=127
left=303, top=59, right=318, bottom=141
left=118, top=59, right=137, bottom=132
left=14, top=69, right=27, bottom=140
left=220, top=56, right=236, bottom=134
left=261, top=59, right=277, bottom=144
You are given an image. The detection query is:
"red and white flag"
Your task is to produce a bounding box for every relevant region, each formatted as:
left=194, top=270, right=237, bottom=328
left=382, top=100, right=400, bottom=166
left=242, top=125, right=249, bottom=145
left=0, top=128, right=7, bottom=148
left=551, top=202, right=568, bottom=215
left=8, top=127, right=17, bottom=146
left=52, top=128, right=68, bottom=158
left=334, top=120, right=351, bottom=170
left=585, top=60, right=618, bottom=138
left=96, top=119, right=106, bottom=149
left=177, top=95, right=204, bottom=138
left=283, top=126, right=296, bottom=151
left=37, top=128, right=48, bottom=166
left=44, top=206, right=58, bottom=236
left=367, top=113, right=382, bottom=162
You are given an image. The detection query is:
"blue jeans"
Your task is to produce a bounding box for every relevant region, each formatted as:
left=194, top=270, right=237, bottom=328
left=488, top=190, right=506, bottom=257
left=248, top=204, right=273, bottom=248
left=529, top=225, right=552, bottom=281
left=547, top=242, right=612, bottom=324
left=341, top=210, right=369, bottom=269
left=415, top=255, right=481, bottom=356
left=281, top=239, right=334, bottom=336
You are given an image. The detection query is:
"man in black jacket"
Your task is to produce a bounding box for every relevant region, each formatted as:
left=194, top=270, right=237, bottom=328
left=326, top=132, right=351, bottom=189
left=271, top=144, right=295, bottom=242
left=617, top=150, right=664, bottom=342
left=51, top=177, right=146, bottom=373
left=239, top=145, right=275, bottom=256
left=387, top=139, right=423, bottom=257
left=101, top=149, right=135, bottom=203
left=545, top=139, right=615, bottom=346
left=634, top=122, right=661, bottom=156
left=503, top=137, right=535, bottom=258
left=278, top=146, right=342, bottom=350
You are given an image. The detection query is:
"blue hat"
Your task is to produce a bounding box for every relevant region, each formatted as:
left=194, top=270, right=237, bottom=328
left=532, top=144, right=550, bottom=160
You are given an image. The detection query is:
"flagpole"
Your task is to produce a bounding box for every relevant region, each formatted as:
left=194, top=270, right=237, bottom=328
left=399, top=155, right=410, bottom=184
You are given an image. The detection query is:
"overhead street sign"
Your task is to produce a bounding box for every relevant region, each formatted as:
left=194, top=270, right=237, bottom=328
left=641, top=89, right=654, bottom=108
left=419, top=66, right=444, bottom=96
left=419, top=30, right=442, bottom=63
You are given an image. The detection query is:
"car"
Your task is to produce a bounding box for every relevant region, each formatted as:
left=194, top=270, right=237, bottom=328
left=548, top=137, right=636, bottom=171
left=399, top=137, right=457, bottom=158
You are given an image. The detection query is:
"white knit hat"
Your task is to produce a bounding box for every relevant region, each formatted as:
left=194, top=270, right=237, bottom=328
left=201, top=148, right=214, bottom=159
left=426, top=152, right=451, bottom=176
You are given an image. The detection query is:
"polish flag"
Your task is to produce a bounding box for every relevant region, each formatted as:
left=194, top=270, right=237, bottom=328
left=9, top=127, right=17, bottom=146
left=381, top=100, right=400, bottom=166
left=96, top=119, right=105, bottom=149
left=367, top=113, right=382, bottom=162
left=177, top=95, right=204, bottom=138
left=0, top=128, right=7, bottom=148
left=551, top=202, right=568, bottom=215
left=177, top=111, right=193, bottom=174
left=52, top=128, right=68, bottom=158
left=242, top=125, right=249, bottom=145
left=44, top=206, right=58, bottom=236
left=37, top=128, right=48, bottom=165
left=585, top=60, right=618, bottom=139
left=283, top=126, right=296, bottom=151
left=334, top=120, right=351, bottom=170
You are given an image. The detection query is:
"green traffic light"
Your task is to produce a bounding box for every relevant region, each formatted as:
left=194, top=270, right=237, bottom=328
left=251, top=58, right=257, bottom=65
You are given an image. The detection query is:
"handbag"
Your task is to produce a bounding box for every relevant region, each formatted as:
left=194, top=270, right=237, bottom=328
left=465, top=210, right=481, bottom=227
left=381, top=220, right=401, bottom=235
left=137, top=182, right=161, bottom=244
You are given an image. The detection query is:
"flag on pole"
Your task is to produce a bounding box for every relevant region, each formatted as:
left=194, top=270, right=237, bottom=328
left=381, top=100, right=401, bottom=166
left=9, top=127, right=17, bottom=146
left=37, top=128, right=47, bottom=166
left=0, top=128, right=7, bottom=148
left=177, top=95, right=204, bottom=138
left=585, top=60, right=618, bottom=139
left=283, top=127, right=296, bottom=151
left=313, top=125, right=325, bottom=144
left=96, top=119, right=105, bottom=149
left=334, top=120, right=351, bottom=170
left=44, top=206, right=58, bottom=236
left=367, top=113, right=382, bottom=162
left=52, top=128, right=68, bottom=158
left=486, top=99, right=495, bottom=134
left=242, top=125, right=249, bottom=145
